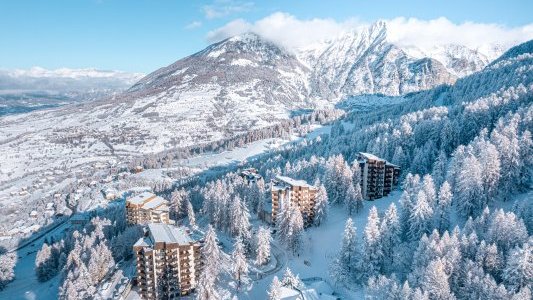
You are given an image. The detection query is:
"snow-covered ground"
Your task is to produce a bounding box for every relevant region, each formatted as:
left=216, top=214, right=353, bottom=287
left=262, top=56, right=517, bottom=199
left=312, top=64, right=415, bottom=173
left=180, top=124, right=331, bottom=170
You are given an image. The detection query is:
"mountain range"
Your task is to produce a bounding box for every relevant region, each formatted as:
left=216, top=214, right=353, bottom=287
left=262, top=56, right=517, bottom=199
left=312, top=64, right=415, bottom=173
left=0, top=67, right=143, bottom=116
left=0, top=21, right=524, bottom=185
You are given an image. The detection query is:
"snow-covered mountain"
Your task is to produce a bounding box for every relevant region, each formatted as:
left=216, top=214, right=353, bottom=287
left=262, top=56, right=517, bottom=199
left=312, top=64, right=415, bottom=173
left=301, top=21, right=455, bottom=99
left=297, top=21, right=505, bottom=99
left=0, top=67, right=144, bottom=116
left=0, top=26, right=520, bottom=190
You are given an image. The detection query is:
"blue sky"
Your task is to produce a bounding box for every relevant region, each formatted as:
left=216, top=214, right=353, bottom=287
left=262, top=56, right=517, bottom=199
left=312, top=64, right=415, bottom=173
left=0, top=0, right=531, bottom=73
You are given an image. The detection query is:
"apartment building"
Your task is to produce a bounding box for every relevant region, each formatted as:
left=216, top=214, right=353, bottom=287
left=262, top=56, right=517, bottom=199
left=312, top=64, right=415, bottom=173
left=271, top=175, right=317, bottom=227
left=126, top=192, right=172, bottom=225
left=357, top=152, right=401, bottom=200
left=133, top=223, right=202, bottom=299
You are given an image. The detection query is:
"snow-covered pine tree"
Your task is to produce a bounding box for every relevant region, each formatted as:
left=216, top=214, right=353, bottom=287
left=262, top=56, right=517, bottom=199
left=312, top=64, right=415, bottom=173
left=477, top=140, right=501, bottom=206
left=420, top=258, right=455, bottom=300
left=255, top=226, right=271, bottom=265
left=231, top=239, right=248, bottom=290
left=313, top=184, right=328, bottom=226
left=87, top=241, right=114, bottom=285
left=186, top=199, right=197, bottom=229
left=344, top=184, right=358, bottom=216
left=170, top=188, right=187, bottom=220
left=518, top=130, right=533, bottom=188
left=380, top=203, right=401, bottom=273
left=267, top=276, right=282, bottom=300
left=276, top=196, right=292, bottom=246
left=502, top=240, right=532, bottom=293
left=400, top=173, right=421, bottom=238
left=202, top=225, right=222, bottom=278
left=363, top=206, right=383, bottom=280
left=281, top=267, right=302, bottom=289
left=436, top=181, right=453, bottom=233
left=487, top=209, right=528, bottom=254
left=408, top=191, right=434, bottom=241
left=196, top=225, right=222, bottom=300
left=432, top=150, right=448, bottom=187
left=286, top=205, right=304, bottom=254
left=0, top=252, right=17, bottom=290
left=332, top=218, right=360, bottom=284
left=36, top=243, right=56, bottom=282
left=422, top=174, right=437, bottom=207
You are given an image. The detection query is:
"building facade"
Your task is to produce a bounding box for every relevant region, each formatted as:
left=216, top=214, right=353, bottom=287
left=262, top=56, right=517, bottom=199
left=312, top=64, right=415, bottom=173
left=271, top=175, right=317, bottom=227
left=357, top=152, right=401, bottom=200
left=133, top=223, right=202, bottom=299
left=126, top=192, right=172, bottom=225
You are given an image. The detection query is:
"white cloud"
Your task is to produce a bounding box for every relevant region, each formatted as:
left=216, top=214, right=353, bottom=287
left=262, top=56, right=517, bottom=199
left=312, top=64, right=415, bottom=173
left=185, top=21, right=202, bottom=30
left=202, top=1, right=254, bottom=20
left=206, top=12, right=533, bottom=53
left=207, top=12, right=364, bottom=50
left=386, top=17, right=533, bottom=51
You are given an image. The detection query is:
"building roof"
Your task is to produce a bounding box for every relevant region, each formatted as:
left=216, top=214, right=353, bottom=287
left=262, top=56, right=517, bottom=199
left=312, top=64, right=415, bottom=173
left=385, top=161, right=400, bottom=168
left=358, top=152, right=384, bottom=162
left=148, top=223, right=195, bottom=245
left=127, top=191, right=156, bottom=205
left=279, top=287, right=301, bottom=300
left=273, top=175, right=315, bottom=190
left=142, top=196, right=168, bottom=210
left=127, top=192, right=169, bottom=212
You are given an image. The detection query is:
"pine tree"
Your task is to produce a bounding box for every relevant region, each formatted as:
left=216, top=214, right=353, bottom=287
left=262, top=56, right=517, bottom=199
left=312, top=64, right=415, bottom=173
left=422, top=174, right=437, bottom=207
left=286, top=205, right=304, bottom=254
left=313, top=184, right=329, bottom=226
left=380, top=203, right=401, bottom=273
left=344, top=184, right=358, bottom=215
left=170, top=188, right=187, bottom=220
left=332, top=218, right=360, bottom=284
left=281, top=268, right=302, bottom=289
left=276, top=196, right=292, bottom=246
left=363, top=207, right=383, bottom=279
left=267, top=276, right=282, bottom=300
left=231, top=239, right=248, bottom=290
left=202, top=225, right=222, bottom=277
left=502, top=241, right=532, bottom=293
left=436, top=181, right=452, bottom=233
left=408, top=191, right=434, bottom=241
left=196, top=225, right=222, bottom=300
left=478, top=141, right=501, bottom=206
left=420, top=258, right=455, bottom=300
left=36, top=243, right=56, bottom=282
left=432, top=150, right=448, bottom=187
left=255, top=226, right=271, bottom=265
left=87, top=241, right=114, bottom=285
left=0, top=252, right=17, bottom=290
left=186, top=200, right=197, bottom=229
left=488, top=209, right=528, bottom=254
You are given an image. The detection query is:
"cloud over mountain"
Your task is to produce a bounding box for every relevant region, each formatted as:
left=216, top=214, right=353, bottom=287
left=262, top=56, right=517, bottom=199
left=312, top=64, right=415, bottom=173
left=207, top=12, right=533, bottom=54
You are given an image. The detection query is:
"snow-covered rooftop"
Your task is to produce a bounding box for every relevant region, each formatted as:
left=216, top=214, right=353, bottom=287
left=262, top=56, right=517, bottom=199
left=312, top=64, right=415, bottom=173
left=274, top=175, right=315, bottom=189
left=142, top=196, right=168, bottom=210
left=358, top=152, right=384, bottom=162
left=148, top=223, right=195, bottom=245
left=127, top=191, right=156, bottom=205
